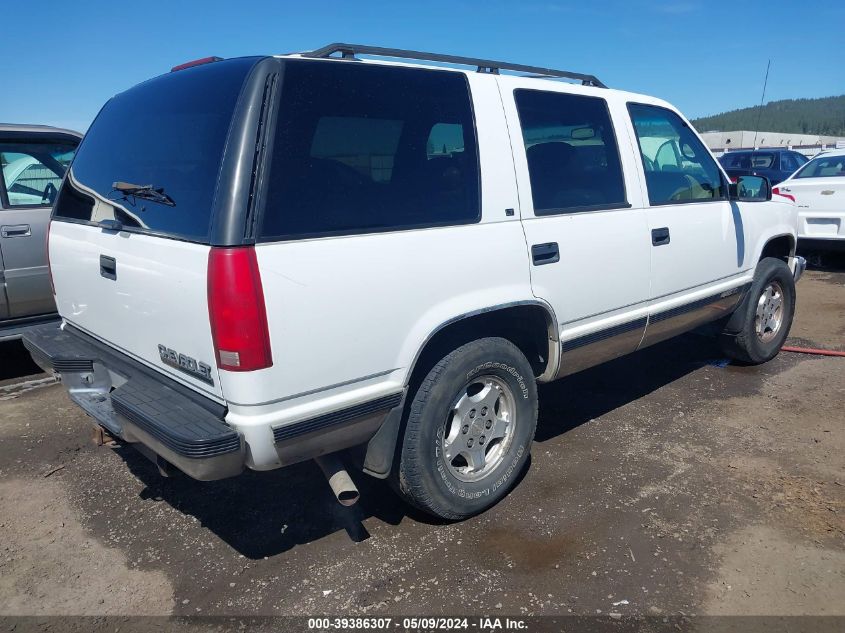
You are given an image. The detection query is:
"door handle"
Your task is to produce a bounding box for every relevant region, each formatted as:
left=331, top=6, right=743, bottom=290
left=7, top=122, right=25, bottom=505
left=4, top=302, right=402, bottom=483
left=100, top=255, right=117, bottom=280
left=651, top=227, right=670, bottom=246
left=1, top=224, right=31, bottom=238
left=531, top=242, right=560, bottom=265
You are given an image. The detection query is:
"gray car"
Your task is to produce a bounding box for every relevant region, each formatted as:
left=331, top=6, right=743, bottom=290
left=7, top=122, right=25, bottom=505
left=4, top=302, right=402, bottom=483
left=1, top=124, right=81, bottom=341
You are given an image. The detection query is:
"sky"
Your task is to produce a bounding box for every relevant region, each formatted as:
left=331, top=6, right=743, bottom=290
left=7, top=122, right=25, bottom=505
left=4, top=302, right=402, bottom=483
left=5, top=0, right=844, bottom=132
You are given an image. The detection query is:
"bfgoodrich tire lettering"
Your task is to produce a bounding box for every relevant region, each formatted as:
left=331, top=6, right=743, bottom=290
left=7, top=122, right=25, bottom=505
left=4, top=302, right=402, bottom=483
left=398, top=337, right=538, bottom=519
left=720, top=257, right=796, bottom=364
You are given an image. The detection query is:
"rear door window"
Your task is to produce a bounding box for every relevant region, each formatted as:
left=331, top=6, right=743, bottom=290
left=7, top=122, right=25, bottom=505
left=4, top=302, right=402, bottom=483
left=260, top=60, right=480, bottom=240
left=514, top=89, right=627, bottom=214
left=53, top=57, right=258, bottom=242
left=1, top=141, right=77, bottom=207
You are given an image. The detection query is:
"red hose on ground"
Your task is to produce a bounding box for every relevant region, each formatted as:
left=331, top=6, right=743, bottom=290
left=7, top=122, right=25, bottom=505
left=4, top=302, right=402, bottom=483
left=782, top=345, right=845, bottom=357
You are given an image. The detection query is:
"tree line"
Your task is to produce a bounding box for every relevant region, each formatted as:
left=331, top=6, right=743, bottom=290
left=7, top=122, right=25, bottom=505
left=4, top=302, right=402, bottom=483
left=692, top=95, right=845, bottom=137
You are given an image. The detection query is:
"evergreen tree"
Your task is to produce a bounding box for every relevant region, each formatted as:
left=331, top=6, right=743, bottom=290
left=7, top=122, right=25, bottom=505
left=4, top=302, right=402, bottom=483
left=692, top=95, right=845, bottom=136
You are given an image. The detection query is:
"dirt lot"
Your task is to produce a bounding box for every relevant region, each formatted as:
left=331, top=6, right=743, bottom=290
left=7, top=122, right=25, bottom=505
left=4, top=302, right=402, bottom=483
left=0, top=265, right=843, bottom=627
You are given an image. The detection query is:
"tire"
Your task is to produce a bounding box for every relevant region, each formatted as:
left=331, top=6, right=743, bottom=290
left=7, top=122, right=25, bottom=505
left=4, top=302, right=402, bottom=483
left=720, top=257, right=796, bottom=364
left=397, top=337, right=538, bottom=520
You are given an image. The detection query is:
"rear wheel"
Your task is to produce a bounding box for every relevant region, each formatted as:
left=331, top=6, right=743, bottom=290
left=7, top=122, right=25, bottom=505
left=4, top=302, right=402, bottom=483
left=720, top=257, right=796, bottom=364
left=397, top=337, right=537, bottom=519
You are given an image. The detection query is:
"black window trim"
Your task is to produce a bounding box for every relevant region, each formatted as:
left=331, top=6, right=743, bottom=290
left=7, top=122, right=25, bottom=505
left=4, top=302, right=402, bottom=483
left=256, top=58, right=483, bottom=244
left=513, top=87, right=630, bottom=218
left=0, top=162, right=9, bottom=208
left=534, top=201, right=632, bottom=217
left=626, top=101, right=729, bottom=207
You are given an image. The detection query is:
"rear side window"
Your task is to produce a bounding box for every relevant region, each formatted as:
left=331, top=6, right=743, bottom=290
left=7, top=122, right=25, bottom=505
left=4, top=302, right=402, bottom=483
left=514, top=89, right=627, bottom=214
left=720, top=153, right=748, bottom=169
left=54, top=57, right=258, bottom=241
left=721, top=152, right=775, bottom=170
left=628, top=103, right=726, bottom=205
left=260, top=61, right=480, bottom=240
left=1, top=141, right=77, bottom=207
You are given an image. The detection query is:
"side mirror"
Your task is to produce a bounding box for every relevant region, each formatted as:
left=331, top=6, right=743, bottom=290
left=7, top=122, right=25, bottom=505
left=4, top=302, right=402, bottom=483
left=730, top=175, right=772, bottom=202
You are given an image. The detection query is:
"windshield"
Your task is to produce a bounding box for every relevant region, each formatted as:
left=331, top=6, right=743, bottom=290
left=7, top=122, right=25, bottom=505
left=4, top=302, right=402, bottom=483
left=54, top=57, right=259, bottom=241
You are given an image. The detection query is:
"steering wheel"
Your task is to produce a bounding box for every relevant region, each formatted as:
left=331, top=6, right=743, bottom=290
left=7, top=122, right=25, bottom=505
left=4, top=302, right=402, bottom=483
left=42, top=182, right=58, bottom=205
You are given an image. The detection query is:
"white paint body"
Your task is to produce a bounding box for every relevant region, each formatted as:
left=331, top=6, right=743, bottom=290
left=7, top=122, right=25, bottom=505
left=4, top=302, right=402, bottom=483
left=50, top=57, right=799, bottom=471
left=776, top=149, right=845, bottom=242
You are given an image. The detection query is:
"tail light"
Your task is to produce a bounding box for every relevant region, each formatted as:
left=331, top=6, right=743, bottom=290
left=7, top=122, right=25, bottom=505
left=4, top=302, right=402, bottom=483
left=729, top=176, right=738, bottom=183
left=46, top=220, right=55, bottom=296
left=772, top=186, right=796, bottom=202
left=207, top=247, right=273, bottom=372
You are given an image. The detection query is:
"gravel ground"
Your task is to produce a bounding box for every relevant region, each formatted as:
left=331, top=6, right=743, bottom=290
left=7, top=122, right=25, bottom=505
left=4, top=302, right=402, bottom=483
left=0, top=266, right=842, bottom=626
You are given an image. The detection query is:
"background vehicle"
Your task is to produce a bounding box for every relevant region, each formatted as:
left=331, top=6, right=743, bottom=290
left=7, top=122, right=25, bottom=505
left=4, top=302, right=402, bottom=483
left=774, top=149, right=845, bottom=251
left=0, top=124, right=81, bottom=341
left=23, top=45, right=803, bottom=520
left=719, top=149, right=808, bottom=186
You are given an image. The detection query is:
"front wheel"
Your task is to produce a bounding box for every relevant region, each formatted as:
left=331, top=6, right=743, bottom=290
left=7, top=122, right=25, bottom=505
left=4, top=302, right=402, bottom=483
left=720, top=257, right=796, bottom=364
left=397, top=337, right=538, bottom=520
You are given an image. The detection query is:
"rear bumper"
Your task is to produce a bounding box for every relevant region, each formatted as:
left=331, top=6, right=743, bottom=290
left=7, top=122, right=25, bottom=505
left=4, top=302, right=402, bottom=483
left=0, top=313, right=60, bottom=343
left=23, top=323, right=244, bottom=481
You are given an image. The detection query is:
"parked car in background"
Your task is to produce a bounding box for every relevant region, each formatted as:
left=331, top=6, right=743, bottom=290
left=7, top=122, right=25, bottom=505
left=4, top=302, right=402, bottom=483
left=719, top=149, right=808, bottom=186
left=774, top=149, right=845, bottom=251
left=1, top=124, right=81, bottom=341
left=23, top=46, right=803, bottom=520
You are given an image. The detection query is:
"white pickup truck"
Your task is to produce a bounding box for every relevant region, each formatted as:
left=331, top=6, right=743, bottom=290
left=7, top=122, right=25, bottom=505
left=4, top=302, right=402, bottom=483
left=24, top=44, right=805, bottom=519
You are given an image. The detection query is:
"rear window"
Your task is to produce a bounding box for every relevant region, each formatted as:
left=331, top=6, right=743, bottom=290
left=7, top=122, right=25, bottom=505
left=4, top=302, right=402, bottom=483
left=794, top=154, right=845, bottom=178
left=720, top=152, right=774, bottom=169
left=54, top=57, right=258, bottom=241
left=260, top=60, right=480, bottom=240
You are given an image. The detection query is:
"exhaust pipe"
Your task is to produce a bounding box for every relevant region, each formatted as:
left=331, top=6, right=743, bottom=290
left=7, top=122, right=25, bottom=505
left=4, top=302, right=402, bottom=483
left=315, top=454, right=360, bottom=507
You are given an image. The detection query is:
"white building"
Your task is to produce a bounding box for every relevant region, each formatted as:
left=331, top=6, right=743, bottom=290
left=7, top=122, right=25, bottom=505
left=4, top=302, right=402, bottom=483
left=700, top=130, right=845, bottom=158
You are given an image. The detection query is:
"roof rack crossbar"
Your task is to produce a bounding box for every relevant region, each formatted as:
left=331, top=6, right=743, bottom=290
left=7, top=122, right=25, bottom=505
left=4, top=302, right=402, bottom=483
left=303, top=43, right=607, bottom=88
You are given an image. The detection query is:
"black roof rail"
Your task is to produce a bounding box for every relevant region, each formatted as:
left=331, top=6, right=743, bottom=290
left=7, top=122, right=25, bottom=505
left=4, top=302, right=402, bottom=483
left=303, top=43, right=607, bottom=88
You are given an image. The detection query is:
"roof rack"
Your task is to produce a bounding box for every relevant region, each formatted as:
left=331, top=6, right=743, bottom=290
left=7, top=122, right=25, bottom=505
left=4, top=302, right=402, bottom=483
left=303, top=43, right=607, bottom=88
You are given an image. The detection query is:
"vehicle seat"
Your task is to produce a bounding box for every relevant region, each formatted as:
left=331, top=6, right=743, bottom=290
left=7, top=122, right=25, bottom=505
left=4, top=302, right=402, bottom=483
left=526, top=142, right=605, bottom=210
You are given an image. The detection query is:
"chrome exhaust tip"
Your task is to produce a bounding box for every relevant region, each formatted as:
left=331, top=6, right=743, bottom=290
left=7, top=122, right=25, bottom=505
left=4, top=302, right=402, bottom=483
left=315, top=454, right=360, bottom=507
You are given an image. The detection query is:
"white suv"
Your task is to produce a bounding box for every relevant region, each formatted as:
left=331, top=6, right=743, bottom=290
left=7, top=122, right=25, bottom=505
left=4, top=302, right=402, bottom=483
left=24, top=44, right=805, bottom=519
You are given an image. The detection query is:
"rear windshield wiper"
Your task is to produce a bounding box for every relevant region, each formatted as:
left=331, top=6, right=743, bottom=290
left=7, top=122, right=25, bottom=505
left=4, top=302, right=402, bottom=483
left=111, top=181, right=176, bottom=207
